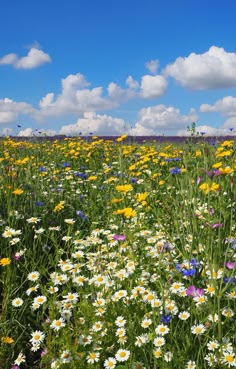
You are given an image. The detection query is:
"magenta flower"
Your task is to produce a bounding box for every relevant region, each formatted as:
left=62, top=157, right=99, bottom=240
left=212, top=223, right=223, bottom=229
left=225, top=262, right=235, bottom=270
left=113, top=234, right=126, bottom=241
left=186, top=285, right=204, bottom=297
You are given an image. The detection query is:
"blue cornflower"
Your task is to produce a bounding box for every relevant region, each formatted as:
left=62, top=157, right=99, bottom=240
left=39, top=166, right=47, bottom=172
left=160, top=315, right=172, bottom=324
left=170, top=167, right=181, bottom=175
left=182, top=269, right=196, bottom=277
left=76, top=210, right=88, bottom=221
left=35, top=201, right=44, bottom=207
left=131, top=177, right=138, bottom=183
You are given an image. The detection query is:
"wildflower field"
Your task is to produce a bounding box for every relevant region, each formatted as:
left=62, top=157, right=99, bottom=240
left=0, top=135, right=235, bottom=369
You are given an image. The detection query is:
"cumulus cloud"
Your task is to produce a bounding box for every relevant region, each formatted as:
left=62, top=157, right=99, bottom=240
left=200, top=96, right=236, bottom=116
left=164, top=46, right=236, bottom=90
left=145, top=59, right=159, bottom=74
left=0, top=47, right=51, bottom=69
left=0, top=98, right=35, bottom=123
left=17, top=127, right=57, bottom=136
left=59, top=112, right=130, bottom=136
left=125, top=75, right=139, bottom=89
left=38, top=73, right=142, bottom=120
left=131, top=105, right=198, bottom=135
left=140, top=75, right=168, bottom=99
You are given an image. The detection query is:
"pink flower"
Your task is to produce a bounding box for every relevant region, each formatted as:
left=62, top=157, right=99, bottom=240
left=225, top=262, right=235, bottom=270
left=186, top=285, right=204, bottom=297
left=113, top=234, right=126, bottom=241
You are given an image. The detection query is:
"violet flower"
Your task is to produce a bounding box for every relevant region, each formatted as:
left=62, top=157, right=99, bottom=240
left=225, top=262, right=235, bottom=270
left=113, top=234, right=126, bottom=241
left=186, top=285, right=204, bottom=297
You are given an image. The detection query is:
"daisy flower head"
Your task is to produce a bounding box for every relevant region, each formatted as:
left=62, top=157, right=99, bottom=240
left=60, top=350, right=73, bottom=363
left=115, top=316, right=126, bottom=327
left=104, top=357, right=117, bottom=368
left=186, top=360, right=196, bottom=369
left=12, top=297, right=24, bottom=307
left=14, top=352, right=26, bottom=366
left=221, top=351, right=236, bottom=367
left=30, top=330, right=45, bottom=344
left=155, top=324, right=170, bottom=336
left=178, top=311, right=190, bottom=320
left=50, top=318, right=66, bottom=331
left=191, top=324, right=206, bottom=335
left=27, top=271, right=40, bottom=282
left=115, top=349, right=130, bottom=362
left=87, top=351, right=100, bottom=364
left=153, top=336, right=165, bottom=347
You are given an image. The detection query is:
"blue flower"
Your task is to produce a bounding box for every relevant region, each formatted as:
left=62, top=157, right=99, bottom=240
left=182, top=269, right=196, bottom=277
left=160, top=315, right=172, bottom=324
left=170, top=167, right=181, bottom=175
left=35, top=201, right=44, bottom=207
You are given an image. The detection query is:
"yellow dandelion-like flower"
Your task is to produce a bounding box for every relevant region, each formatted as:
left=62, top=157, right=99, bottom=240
left=2, top=336, right=14, bottom=344
left=116, top=184, right=133, bottom=193
left=12, top=188, right=24, bottom=195
left=0, top=257, right=11, bottom=266
left=53, top=201, right=65, bottom=212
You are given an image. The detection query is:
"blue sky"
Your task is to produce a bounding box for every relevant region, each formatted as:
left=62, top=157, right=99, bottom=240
left=1, top=0, right=236, bottom=136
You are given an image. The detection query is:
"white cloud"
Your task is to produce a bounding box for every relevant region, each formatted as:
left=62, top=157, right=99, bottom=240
left=223, top=117, right=236, bottom=129
left=0, top=47, right=51, bottom=69
left=164, top=46, right=236, bottom=90
left=131, top=105, right=198, bottom=135
left=0, top=127, right=13, bottom=136
left=0, top=98, right=35, bottom=123
left=0, top=53, right=18, bottom=65
left=59, top=112, right=130, bottom=136
left=17, top=127, right=57, bottom=136
left=140, top=75, right=168, bottom=99
left=145, top=59, right=159, bottom=74
left=177, top=125, right=235, bottom=136
left=17, top=128, right=34, bottom=136
left=125, top=75, right=139, bottom=89
left=200, top=96, right=236, bottom=116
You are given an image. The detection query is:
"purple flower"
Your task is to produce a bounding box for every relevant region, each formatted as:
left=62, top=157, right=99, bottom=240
left=113, top=234, right=126, bottom=241
left=225, top=262, right=235, bottom=270
left=212, top=223, right=223, bottom=229
left=196, top=176, right=201, bottom=185
left=186, top=285, right=204, bottom=297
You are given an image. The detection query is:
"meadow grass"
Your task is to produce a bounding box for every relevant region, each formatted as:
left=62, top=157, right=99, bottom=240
left=0, top=135, right=235, bottom=369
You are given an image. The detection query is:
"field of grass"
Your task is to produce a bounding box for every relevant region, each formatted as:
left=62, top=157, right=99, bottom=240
left=0, top=135, right=235, bottom=369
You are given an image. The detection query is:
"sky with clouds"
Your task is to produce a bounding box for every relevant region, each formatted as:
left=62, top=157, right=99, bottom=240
left=1, top=0, right=236, bottom=136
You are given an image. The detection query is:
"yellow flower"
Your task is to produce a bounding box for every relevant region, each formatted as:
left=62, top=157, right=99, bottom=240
left=116, top=134, right=127, bottom=142
left=135, top=192, right=149, bottom=202
left=212, top=162, right=222, bottom=169
left=210, top=182, right=220, bottom=192
left=159, top=180, right=165, bottom=185
left=113, top=207, right=136, bottom=218
left=88, top=176, right=97, bottom=181
left=0, top=257, right=11, bottom=266
left=195, top=150, right=202, bottom=156
left=199, top=183, right=210, bottom=194
left=219, top=167, right=234, bottom=175
left=12, top=188, right=24, bottom=195
left=53, top=201, right=65, bottom=212
left=216, top=150, right=233, bottom=157
left=2, top=336, right=14, bottom=344
left=221, top=140, right=234, bottom=147
left=116, top=184, right=133, bottom=193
